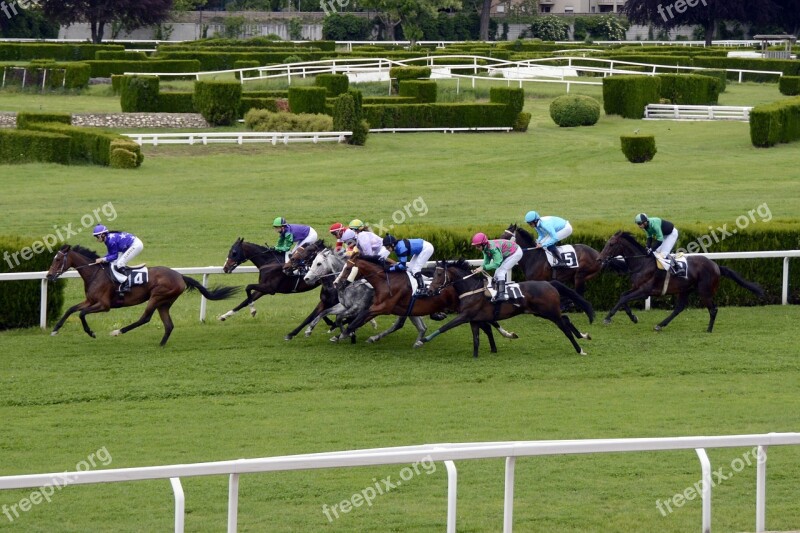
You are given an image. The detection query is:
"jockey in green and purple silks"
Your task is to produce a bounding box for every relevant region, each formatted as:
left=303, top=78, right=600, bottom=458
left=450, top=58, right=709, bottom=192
left=470, top=233, right=522, bottom=302
left=272, top=216, right=318, bottom=262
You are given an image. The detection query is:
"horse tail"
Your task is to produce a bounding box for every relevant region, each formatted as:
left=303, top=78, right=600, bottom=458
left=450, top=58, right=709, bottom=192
left=549, top=280, right=595, bottom=324
left=182, top=275, right=241, bottom=300
left=719, top=266, right=765, bottom=299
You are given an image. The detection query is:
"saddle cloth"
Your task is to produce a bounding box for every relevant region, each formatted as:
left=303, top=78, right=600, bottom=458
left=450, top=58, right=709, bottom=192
left=486, top=282, right=524, bottom=301
left=125, top=266, right=149, bottom=286
left=544, top=245, right=578, bottom=269
left=655, top=253, right=688, bottom=277
left=405, top=272, right=431, bottom=293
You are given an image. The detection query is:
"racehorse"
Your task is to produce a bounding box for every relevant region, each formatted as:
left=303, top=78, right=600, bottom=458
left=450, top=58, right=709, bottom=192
left=502, top=223, right=639, bottom=323
left=597, top=231, right=765, bottom=332
left=46, top=244, right=239, bottom=346
left=415, top=260, right=594, bottom=356
left=219, top=238, right=339, bottom=339
left=334, top=254, right=519, bottom=356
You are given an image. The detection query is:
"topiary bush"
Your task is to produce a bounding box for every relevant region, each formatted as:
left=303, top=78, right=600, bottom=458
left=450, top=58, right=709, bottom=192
left=288, top=86, right=327, bottom=115
left=193, top=81, right=242, bottom=126
left=657, top=73, right=721, bottom=105
left=389, top=66, right=431, bottom=94
left=549, top=94, right=601, bottom=127
left=603, top=75, right=661, bottom=119
left=399, top=80, right=437, bottom=103
left=315, top=73, right=349, bottom=96
left=513, top=112, right=532, bottom=132
left=779, top=76, right=800, bottom=96
left=0, top=235, right=65, bottom=329
left=120, top=76, right=160, bottom=113
left=750, top=97, right=800, bottom=147
left=620, top=134, right=657, bottom=163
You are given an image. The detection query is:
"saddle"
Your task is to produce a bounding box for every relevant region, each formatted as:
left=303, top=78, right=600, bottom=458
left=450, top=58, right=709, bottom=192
left=543, top=245, right=578, bottom=269
left=655, top=253, right=688, bottom=277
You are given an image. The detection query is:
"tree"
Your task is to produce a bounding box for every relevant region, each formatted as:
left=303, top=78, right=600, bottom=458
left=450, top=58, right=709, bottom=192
left=359, top=0, right=461, bottom=43
left=622, top=0, right=778, bottom=46
left=40, top=0, right=174, bottom=43
left=0, top=7, right=59, bottom=38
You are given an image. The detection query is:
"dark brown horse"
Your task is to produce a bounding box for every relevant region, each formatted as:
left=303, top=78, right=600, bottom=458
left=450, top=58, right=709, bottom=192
left=335, top=254, right=519, bottom=356
left=597, top=231, right=764, bottom=332
left=46, top=244, right=239, bottom=346
left=416, top=260, right=594, bottom=356
left=219, top=238, right=339, bottom=340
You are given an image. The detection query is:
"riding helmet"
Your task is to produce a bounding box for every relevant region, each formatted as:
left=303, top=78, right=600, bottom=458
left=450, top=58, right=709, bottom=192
left=273, top=216, right=288, bottom=227
left=329, top=222, right=344, bottom=235
left=471, top=232, right=489, bottom=247
left=348, top=219, right=365, bottom=231
left=92, top=224, right=109, bottom=236
left=342, top=229, right=357, bottom=246
left=635, top=213, right=648, bottom=225
left=383, top=234, right=398, bottom=248
left=524, top=210, right=540, bottom=225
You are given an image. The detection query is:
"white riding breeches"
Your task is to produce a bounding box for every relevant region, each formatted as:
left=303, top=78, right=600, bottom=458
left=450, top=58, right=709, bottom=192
left=407, top=241, right=434, bottom=275
left=494, top=247, right=523, bottom=282
left=286, top=229, right=318, bottom=262
left=112, top=237, right=143, bottom=282
left=655, top=229, right=679, bottom=269
left=555, top=222, right=573, bottom=242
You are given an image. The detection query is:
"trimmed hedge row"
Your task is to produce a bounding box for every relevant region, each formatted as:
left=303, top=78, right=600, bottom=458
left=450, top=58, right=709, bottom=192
left=389, top=224, right=800, bottom=308
left=398, top=80, right=437, bottom=103
left=86, top=60, right=201, bottom=78
left=120, top=76, right=160, bottom=113
left=750, top=97, right=800, bottom=148
left=157, top=92, right=195, bottom=113
left=20, top=121, right=143, bottom=168
left=602, top=54, right=798, bottom=82
left=158, top=39, right=336, bottom=51
left=779, top=76, right=800, bottom=96
left=95, top=50, right=148, bottom=61
left=603, top=75, right=661, bottom=119
left=16, top=112, right=71, bottom=129
left=288, top=87, right=327, bottom=115
left=193, top=81, right=242, bottom=126
left=315, top=74, right=349, bottom=96
left=0, top=129, right=71, bottom=165
left=157, top=51, right=329, bottom=71
left=0, top=63, right=91, bottom=90
left=0, top=43, right=123, bottom=61
left=389, top=66, right=431, bottom=94
left=657, top=74, right=721, bottom=105
left=0, top=235, right=66, bottom=330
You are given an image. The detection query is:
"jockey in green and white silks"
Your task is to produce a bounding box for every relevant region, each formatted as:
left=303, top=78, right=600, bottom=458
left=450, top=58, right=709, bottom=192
left=635, top=213, right=679, bottom=271
left=471, top=233, right=522, bottom=302
left=525, top=210, right=573, bottom=268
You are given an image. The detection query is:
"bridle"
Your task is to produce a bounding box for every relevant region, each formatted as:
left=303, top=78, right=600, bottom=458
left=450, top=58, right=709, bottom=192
left=308, top=249, right=343, bottom=282
left=430, top=264, right=484, bottom=298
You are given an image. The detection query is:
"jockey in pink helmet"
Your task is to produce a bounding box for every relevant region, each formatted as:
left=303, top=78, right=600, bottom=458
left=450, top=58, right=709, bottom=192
left=471, top=232, right=522, bottom=302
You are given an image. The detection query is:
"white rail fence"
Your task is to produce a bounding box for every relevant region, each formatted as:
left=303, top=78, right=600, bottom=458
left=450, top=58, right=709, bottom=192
left=123, top=131, right=351, bottom=146
left=0, top=250, right=798, bottom=330
left=645, top=104, right=753, bottom=121
left=0, top=433, right=798, bottom=533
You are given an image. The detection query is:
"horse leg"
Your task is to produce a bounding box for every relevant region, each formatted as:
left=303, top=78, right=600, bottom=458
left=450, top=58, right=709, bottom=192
left=698, top=283, right=719, bottom=333
left=76, top=302, right=109, bottom=339
left=562, top=314, right=591, bottom=341
left=112, top=300, right=159, bottom=338
left=604, top=287, right=650, bottom=324
left=550, top=314, right=585, bottom=355
left=306, top=304, right=343, bottom=336
left=286, top=301, right=326, bottom=340
left=491, top=321, right=518, bottom=339
left=409, top=316, right=427, bottom=343
left=622, top=304, right=639, bottom=324
left=367, top=316, right=407, bottom=344
left=51, top=301, right=90, bottom=336
left=655, top=292, right=690, bottom=332
left=156, top=303, right=176, bottom=346
left=414, top=313, right=471, bottom=348
left=470, top=323, right=482, bottom=358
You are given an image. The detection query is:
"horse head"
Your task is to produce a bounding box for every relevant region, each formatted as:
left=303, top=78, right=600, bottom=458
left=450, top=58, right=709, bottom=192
left=499, top=223, right=517, bottom=241
left=304, top=248, right=343, bottom=284
left=428, top=259, right=477, bottom=294
left=598, top=231, right=647, bottom=264
left=46, top=244, right=72, bottom=281
left=223, top=237, right=246, bottom=273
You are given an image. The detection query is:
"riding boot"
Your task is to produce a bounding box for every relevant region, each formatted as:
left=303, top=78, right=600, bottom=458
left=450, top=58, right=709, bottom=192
left=492, top=280, right=508, bottom=302
left=413, top=272, right=429, bottom=297
left=548, top=245, right=566, bottom=268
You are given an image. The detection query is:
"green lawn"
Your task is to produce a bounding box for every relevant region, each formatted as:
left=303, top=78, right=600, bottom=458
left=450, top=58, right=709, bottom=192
left=1, top=76, right=799, bottom=532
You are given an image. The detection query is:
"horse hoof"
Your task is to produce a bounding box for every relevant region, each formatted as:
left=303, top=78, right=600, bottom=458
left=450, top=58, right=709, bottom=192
left=367, top=337, right=378, bottom=344
left=603, top=318, right=612, bottom=325
left=284, top=335, right=293, bottom=341
left=250, top=310, right=257, bottom=318
left=329, top=336, right=339, bottom=343
left=579, top=349, right=588, bottom=356
left=654, top=325, right=662, bottom=332
left=413, top=340, right=424, bottom=349
left=110, top=329, right=120, bottom=337
left=509, top=332, right=519, bottom=339
left=50, top=330, right=59, bottom=336
left=582, top=332, right=592, bottom=340
left=631, top=315, right=639, bottom=324
left=304, top=331, right=312, bottom=338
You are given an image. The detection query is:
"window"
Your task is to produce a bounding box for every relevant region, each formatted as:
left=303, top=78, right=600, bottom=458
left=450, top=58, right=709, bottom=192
left=540, top=4, right=551, bottom=12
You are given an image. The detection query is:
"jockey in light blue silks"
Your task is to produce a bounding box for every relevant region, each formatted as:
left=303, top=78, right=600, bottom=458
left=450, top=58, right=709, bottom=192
left=272, top=216, right=318, bottom=263
left=382, top=234, right=435, bottom=297
left=525, top=210, right=573, bottom=269
left=92, top=224, right=143, bottom=293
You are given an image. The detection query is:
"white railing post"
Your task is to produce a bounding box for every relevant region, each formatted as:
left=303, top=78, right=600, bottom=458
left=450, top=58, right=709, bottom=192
left=228, top=473, right=239, bottom=533
left=445, top=461, right=457, bottom=533
left=503, top=456, right=515, bottom=533
left=695, top=448, right=711, bottom=533
left=756, top=445, right=767, bottom=532
left=170, top=477, right=185, bottom=533
left=782, top=257, right=789, bottom=305
left=200, top=273, right=209, bottom=322
left=40, top=278, right=48, bottom=329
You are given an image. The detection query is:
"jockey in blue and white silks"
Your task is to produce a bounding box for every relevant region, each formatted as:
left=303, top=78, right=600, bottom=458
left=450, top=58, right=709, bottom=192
left=525, top=210, right=573, bottom=268
left=92, top=224, right=143, bottom=292
left=272, top=217, right=318, bottom=262
left=383, top=235, right=434, bottom=296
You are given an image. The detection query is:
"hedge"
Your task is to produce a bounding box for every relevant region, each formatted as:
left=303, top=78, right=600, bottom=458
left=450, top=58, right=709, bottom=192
left=193, top=81, right=242, bottom=126
left=156, top=51, right=328, bottom=71
left=234, top=60, right=260, bottom=81
left=363, top=103, right=513, bottom=129
left=389, top=66, right=431, bottom=94
left=657, top=74, right=721, bottom=105
left=0, top=130, right=71, bottom=165
left=0, top=43, right=123, bottom=62
left=603, top=75, right=661, bottom=119
left=620, top=135, right=657, bottom=163
left=85, top=60, right=201, bottom=78
left=779, top=76, right=800, bottom=96
left=333, top=91, right=369, bottom=145
left=288, top=86, right=328, bottom=115
left=20, top=122, right=143, bottom=167
left=750, top=97, right=800, bottom=148
left=158, top=38, right=335, bottom=51
left=549, top=95, right=601, bottom=127
left=15, top=112, right=71, bottom=129
left=120, top=76, right=160, bottom=113
left=239, top=97, right=279, bottom=116
left=489, top=87, right=524, bottom=116
left=399, top=80, right=438, bottom=103
left=0, top=63, right=91, bottom=90
left=315, top=74, right=349, bottom=96
left=95, top=50, right=148, bottom=61
left=0, top=235, right=66, bottom=330
left=156, top=92, right=196, bottom=113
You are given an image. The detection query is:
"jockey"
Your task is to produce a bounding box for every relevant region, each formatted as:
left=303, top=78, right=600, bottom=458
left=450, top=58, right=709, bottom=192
left=92, top=224, right=143, bottom=294
left=341, top=228, right=388, bottom=259
left=524, top=210, right=573, bottom=268
left=273, top=217, right=318, bottom=264
left=329, top=222, right=346, bottom=253
left=383, top=234, right=434, bottom=297
left=635, top=213, right=679, bottom=273
left=471, top=232, right=523, bottom=302
left=348, top=219, right=371, bottom=233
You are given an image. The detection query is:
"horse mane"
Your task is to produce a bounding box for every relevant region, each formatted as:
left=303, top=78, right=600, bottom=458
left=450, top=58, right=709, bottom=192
left=513, top=225, right=536, bottom=247
left=357, top=254, right=387, bottom=266
left=440, top=258, right=472, bottom=272
left=618, top=231, right=646, bottom=252
left=71, top=245, right=100, bottom=260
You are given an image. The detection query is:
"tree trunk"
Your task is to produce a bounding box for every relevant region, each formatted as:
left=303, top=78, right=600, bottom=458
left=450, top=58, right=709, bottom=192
left=480, top=0, right=492, bottom=41
left=89, top=20, right=105, bottom=43
left=704, top=20, right=714, bottom=47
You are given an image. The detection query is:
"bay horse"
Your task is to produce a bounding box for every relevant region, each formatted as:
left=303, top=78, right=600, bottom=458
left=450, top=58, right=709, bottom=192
left=335, top=254, right=519, bottom=356
left=46, top=244, right=239, bottom=346
left=502, top=223, right=639, bottom=323
left=597, top=231, right=765, bottom=332
left=219, top=238, right=339, bottom=340
left=415, top=260, right=594, bottom=356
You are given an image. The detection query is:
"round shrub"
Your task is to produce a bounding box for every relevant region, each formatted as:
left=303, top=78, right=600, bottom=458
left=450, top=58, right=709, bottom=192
left=549, top=95, right=601, bottom=127
left=110, top=148, right=138, bottom=169
left=620, top=135, right=657, bottom=163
